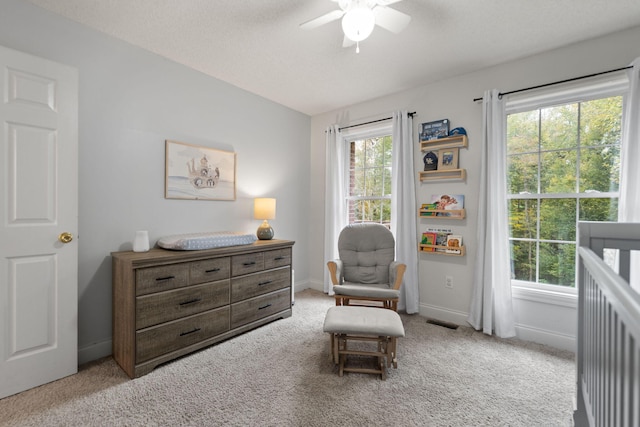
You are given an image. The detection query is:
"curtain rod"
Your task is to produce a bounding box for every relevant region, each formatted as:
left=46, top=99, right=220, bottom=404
left=472, top=66, right=633, bottom=102
left=339, top=111, right=416, bottom=131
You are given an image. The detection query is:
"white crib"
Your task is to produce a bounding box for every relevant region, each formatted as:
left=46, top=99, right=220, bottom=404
left=574, top=222, right=640, bottom=427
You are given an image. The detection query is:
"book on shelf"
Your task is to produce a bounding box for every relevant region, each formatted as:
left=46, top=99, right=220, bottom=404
left=420, top=232, right=438, bottom=251
left=446, top=235, right=463, bottom=254
left=430, top=194, right=464, bottom=217
left=420, top=202, right=438, bottom=216
left=424, top=226, right=451, bottom=252
left=420, top=119, right=450, bottom=141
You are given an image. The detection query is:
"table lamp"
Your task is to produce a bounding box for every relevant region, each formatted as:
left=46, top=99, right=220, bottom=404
left=254, top=198, right=276, bottom=240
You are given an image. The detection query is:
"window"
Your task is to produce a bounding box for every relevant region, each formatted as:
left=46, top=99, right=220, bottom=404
left=506, top=93, right=623, bottom=289
left=346, top=133, right=392, bottom=226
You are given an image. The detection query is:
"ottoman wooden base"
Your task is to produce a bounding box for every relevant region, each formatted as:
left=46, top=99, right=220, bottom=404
left=323, top=306, right=405, bottom=380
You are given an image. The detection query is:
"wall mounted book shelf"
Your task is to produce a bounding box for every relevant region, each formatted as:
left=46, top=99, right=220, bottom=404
left=418, top=244, right=466, bottom=256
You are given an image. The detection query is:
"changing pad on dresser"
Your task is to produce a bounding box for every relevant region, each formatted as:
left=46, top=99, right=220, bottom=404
left=157, top=231, right=257, bottom=251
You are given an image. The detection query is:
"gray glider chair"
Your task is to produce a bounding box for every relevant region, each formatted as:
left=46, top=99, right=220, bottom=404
left=327, top=223, right=407, bottom=311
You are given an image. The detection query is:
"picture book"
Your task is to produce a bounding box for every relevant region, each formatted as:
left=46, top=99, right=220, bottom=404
left=430, top=194, right=464, bottom=217
left=420, top=203, right=438, bottom=216
left=421, top=232, right=438, bottom=251
left=446, top=235, right=463, bottom=254
left=420, top=119, right=449, bottom=141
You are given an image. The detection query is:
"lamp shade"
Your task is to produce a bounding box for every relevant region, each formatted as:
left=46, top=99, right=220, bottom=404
left=254, top=198, right=276, bottom=220
left=341, top=4, right=375, bottom=42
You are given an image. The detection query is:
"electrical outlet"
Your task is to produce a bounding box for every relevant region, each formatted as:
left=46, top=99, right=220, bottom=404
left=445, top=275, right=453, bottom=289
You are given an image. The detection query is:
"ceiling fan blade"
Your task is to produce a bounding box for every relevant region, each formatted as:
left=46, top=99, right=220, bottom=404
left=300, top=9, right=345, bottom=30
left=375, top=0, right=404, bottom=5
left=342, top=35, right=356, bottom=48
left=373, top=6, right=411, bottom=34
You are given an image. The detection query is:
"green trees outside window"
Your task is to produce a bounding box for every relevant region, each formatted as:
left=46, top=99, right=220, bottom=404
left=507, top=96, right=622, bottom=287
left=348, top=135, right=392, bottom=226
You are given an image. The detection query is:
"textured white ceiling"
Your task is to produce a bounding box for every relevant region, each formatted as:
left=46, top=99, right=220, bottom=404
left=24, top=0, right=640, bottom=115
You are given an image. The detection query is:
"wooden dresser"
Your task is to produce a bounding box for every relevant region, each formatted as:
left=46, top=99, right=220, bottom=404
left=111, top=239, right=294, bottom=378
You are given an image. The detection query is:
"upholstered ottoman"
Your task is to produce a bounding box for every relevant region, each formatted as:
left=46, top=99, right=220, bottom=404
left=323, top=306, right=405, bottom=379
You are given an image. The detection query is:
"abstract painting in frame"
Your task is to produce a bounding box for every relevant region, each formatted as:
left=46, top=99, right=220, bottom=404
left=165, top=140, right=236, bottom=201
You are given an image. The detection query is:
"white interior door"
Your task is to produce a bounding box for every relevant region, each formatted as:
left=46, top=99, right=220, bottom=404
left=0, top=45, right=78, bottom=399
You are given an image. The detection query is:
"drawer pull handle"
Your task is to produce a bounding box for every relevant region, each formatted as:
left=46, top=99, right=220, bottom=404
left=179, top=298, right=202, bottom=306
left=243, top=261, right=256, bottom=266
left=258, top=280, right=272, bottom=286
left=205, top=268, right=221, bottom=273
left=258, top=304, right=272, bottom=310
left=180, top=328, right=201, bottom=337
left=156, top=275, right=175, bottom=281
left=274, top=256, right=285, bottom=260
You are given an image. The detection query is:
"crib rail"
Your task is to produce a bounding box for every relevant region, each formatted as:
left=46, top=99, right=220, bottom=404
left=575, top=222, right=640, bottom=427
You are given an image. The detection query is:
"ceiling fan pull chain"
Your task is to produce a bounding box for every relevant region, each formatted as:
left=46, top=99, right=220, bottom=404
left=356, top=41, right=360, bottom=53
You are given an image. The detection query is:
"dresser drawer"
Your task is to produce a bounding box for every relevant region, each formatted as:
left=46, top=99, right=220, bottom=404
left=190, top=257, right=230, bottom=285
left=230, top=267, right=290, bottom=303
left=136, top=264, right=190, bottom=296
left=231, top=252, right=264, bottom=276
left=264, top=248, right=291, bottom=270
left=136, top=280, right=230, bottom=329
left=230, top=288, right=290, bottom=329
left=136, top=306, right=230, bottom=363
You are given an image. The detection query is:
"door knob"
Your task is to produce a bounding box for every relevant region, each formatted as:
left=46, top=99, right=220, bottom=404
left=59, top=232, right=73, bottom=244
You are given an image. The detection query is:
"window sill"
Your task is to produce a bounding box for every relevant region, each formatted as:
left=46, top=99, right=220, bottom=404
left=511, top=282, right=577, bottom=309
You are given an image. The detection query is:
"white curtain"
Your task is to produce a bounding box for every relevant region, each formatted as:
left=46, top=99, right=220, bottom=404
left=323, top=124, right=347, bottom=294
left=619, top=58, right=640, bottom=292
left=391, top=111, right=419, bottom=313
left=467, top=89, right=516, bottom=337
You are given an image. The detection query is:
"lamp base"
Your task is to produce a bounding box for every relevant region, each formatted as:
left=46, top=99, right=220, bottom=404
left=257, top=220, right=274, bottom=240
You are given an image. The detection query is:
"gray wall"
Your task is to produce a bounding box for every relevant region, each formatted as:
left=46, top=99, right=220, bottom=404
left=0, top=0, right=311, bottom=363
left=310, top=25, right=640, bottom=351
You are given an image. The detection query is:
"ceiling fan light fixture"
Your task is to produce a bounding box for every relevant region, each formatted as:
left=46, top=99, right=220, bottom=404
left=341, top=5, right=375, bottom=42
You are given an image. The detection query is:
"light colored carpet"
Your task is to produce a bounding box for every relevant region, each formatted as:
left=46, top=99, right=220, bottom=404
left=0, top=289, right=575, bottom=426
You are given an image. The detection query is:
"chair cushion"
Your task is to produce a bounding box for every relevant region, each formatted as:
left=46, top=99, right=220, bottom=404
left=333, top=284, right=400, bottom=299
left=338, top=223, right=395, bottom=285
left=323, top=306, right=405, bottom=337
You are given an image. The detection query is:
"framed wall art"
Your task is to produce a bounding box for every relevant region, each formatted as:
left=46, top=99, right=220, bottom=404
left=437, top=147, right=459, bottom=170
left=165, top=140, right=236, bottom=201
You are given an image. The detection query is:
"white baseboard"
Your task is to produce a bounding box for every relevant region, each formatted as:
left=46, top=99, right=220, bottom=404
left=78, top=339, right=112, bottom=366
left=419, top=303, right=469, bottom=325
left=420, top=302, right=576, bottom=352
left=514, top=323, right=576, bottom=353
left=303, top=279, right=325, bottom=293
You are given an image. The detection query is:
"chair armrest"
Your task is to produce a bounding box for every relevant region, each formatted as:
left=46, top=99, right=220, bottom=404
left=389, top=261, right=407, bottom=290
left=327, top=260, right=343, bottom=285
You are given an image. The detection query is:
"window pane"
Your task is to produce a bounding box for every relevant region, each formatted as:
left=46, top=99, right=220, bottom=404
left=541, top=104, right=578, bottom=150
left=351, top=169, right=365, bottom=197
left=579, top=198, right=618, bottom=221
left=507, top=111, right=539, bottom=154
left=383, top=167, right=392, bottom=196
left=365, top=167, right=382, bottom=196
left=539, top=242, right=576, bottom=287
left=510, top=240, right=537, bottom=282
left=382, top=136, right=392, bottom=167
left=509, top=199, right=537, bottom=239
left=580, top=97, right=622, bottom=147
left=352, top=200, right=364, bottom=223
left=507, top=153, right=538, bottom=194
left=579, top=146, right=620, bottom=192
left=351, top=140, right=364, bottom=169
left=540, top=150, right=577, bottom=193
left=364, top=139, right=381, bottom=168
left=362, top=200, right=377, bottom=222
left=539, top=198, right=576, bottom=241
left=380, top=199, right=391, bottom=225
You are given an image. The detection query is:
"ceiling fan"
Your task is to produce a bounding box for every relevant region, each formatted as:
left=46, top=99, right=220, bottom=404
left=300, top=0, right=411, bottom=53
